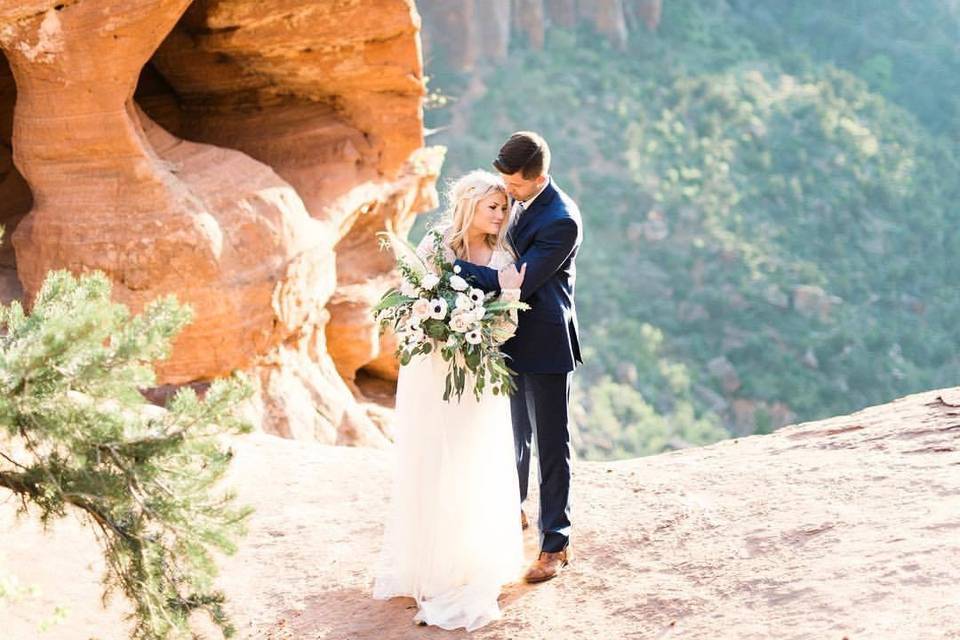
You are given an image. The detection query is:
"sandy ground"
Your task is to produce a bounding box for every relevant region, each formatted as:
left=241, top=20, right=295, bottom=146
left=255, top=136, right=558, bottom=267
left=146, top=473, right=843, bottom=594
left=3, top=387, right=960, bottom=640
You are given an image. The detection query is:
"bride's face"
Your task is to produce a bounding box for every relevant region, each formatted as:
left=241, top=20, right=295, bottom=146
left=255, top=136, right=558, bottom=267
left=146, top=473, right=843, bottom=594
left=470, top=191, right=508, bottom=237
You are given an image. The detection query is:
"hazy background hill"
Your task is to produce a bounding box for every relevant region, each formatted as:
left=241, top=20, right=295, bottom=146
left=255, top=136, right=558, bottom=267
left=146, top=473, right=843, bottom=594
left=418, top=0, right=960, bottom=459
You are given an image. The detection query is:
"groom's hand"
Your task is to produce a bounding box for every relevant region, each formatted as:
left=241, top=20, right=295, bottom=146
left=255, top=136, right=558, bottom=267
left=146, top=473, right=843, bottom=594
left=498, top=263, right=526, bottom=290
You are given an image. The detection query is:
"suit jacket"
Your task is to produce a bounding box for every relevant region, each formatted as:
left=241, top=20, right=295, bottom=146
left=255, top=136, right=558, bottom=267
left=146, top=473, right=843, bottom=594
left=455, top=179, right=583, bottom=374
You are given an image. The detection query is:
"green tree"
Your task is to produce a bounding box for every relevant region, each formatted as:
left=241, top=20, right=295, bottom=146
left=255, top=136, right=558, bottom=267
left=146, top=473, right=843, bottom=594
left=0, top=255, right=253, bottom=639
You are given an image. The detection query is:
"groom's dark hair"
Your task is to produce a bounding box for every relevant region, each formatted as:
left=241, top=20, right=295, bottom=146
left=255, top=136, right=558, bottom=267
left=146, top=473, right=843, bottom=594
left=493, top=131, right=551, bottom=179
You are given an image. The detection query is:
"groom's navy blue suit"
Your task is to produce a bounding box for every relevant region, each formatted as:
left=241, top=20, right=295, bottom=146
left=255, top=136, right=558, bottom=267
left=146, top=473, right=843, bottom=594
left=454, top=178, right=582, bottom=553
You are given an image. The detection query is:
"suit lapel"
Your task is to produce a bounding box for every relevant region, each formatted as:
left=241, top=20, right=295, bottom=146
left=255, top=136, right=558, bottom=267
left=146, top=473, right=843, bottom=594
left=511, top=181, right=558, bottom=252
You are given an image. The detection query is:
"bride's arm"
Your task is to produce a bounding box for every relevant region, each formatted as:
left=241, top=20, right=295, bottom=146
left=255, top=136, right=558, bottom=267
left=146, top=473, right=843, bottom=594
left=487, top=251, right=522, bottom=344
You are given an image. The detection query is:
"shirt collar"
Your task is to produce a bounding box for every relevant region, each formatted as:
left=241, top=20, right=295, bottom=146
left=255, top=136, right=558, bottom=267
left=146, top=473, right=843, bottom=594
left=518, top=175, right=551, bottom=211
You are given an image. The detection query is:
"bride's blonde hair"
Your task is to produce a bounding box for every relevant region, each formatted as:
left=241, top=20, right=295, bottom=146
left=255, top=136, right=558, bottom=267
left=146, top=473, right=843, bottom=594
left=434, top=169, right=515, bottom=262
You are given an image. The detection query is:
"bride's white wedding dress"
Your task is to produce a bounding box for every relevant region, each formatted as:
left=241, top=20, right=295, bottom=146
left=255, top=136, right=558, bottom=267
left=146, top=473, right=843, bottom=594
left=372, top=240, right=524, bottom=632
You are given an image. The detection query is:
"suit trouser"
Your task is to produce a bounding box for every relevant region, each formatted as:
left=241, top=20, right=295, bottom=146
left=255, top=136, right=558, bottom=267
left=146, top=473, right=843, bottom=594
left=511, top=371, right=572, bottom=553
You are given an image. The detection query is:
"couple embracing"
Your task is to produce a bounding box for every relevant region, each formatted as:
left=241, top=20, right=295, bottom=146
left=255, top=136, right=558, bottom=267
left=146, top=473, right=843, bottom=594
left=372, top=131, right=584, bottom=631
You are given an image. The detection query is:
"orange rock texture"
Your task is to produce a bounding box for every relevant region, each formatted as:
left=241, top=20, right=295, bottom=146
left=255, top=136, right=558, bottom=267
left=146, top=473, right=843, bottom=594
left=0, top=0, right=442, bottom=444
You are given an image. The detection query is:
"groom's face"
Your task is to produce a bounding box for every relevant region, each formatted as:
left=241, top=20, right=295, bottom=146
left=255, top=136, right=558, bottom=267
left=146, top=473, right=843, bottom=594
left=500, top=171, right=546, bottom=203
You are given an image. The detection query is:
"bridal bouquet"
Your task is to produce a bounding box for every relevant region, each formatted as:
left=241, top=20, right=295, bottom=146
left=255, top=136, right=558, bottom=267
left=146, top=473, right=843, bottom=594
left=373, top=229, right=529, bottom=402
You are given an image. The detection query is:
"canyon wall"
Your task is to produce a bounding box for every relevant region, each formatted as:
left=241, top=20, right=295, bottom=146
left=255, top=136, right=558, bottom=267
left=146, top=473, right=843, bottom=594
left=0, top=0, right=443, bottom=444
left=419, top=0, right=662, bottom=69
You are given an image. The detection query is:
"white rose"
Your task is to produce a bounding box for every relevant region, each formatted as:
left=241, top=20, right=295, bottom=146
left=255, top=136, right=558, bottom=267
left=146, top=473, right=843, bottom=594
left=455, top=292, right=473, bottom=310
left=428, top=298, right=448, bottom=320
left=449, top=314, right=471, bottom=333
left=472, top=305, right=486, bottom=322
left=421, top=272, right=440, bottom=290
left=449, top=274, right=469, bottom=291
left=412, top=298, right=432, bottom=321
left=465, top=328, right=483, bottom=345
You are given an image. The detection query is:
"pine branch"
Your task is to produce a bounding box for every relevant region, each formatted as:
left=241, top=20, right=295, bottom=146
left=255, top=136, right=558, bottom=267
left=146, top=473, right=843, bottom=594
left=0, top=270, right=254, bottom=639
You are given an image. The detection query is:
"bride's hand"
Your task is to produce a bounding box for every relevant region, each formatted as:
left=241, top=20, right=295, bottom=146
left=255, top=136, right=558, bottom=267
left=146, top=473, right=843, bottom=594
left=498, top=263, right=526, bottom=290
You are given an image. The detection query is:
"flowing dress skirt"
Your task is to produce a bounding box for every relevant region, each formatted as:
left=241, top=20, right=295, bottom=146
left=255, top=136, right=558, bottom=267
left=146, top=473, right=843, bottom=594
left=372, top=350, right=524, bottom=631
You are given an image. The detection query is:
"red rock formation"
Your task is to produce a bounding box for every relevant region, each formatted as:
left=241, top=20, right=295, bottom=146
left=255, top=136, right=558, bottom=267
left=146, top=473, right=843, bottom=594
left=0, top=0, right=441, bottom=444
left=420, top=0, right=663, bottom=69
left=580, top=0, right=629, bottom=49
left=546, top=0, right=578, bottom=28
left=634, top=0, right=663, bottom=31
left=513, top=0, right=547, bottom=50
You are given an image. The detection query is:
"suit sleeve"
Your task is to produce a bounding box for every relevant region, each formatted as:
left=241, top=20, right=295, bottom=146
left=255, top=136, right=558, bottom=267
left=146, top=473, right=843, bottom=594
left=455, top=217, right=579, bottom=301
left=453, top=258, right=501, bottom=293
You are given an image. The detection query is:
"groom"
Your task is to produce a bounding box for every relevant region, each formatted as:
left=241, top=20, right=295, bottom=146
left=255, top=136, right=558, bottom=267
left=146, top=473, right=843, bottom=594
left=454, top=131, right=583, bottom=583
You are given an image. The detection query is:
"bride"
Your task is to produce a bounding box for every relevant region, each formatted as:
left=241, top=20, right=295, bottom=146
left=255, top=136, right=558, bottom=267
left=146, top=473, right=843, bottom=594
left=372, top=170, right=527, bottom=631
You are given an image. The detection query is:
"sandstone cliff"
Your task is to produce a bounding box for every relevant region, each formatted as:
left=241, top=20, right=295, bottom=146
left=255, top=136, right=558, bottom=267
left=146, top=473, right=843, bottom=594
left=0, top=0, right=442, bottom=445
left=4, top=387, right=959, bottom=638
left=420, top=0, right=662, bottom=70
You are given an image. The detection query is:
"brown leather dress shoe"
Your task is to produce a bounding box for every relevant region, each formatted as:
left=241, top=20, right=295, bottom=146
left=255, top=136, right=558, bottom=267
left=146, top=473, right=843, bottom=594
left=523, top=548, right=569, bottom=583
left=520, top=509, right=529, bottom=530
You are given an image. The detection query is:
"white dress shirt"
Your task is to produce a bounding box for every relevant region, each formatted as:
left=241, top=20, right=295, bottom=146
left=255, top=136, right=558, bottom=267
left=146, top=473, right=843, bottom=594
left=520, top=175, right=550, bottom=210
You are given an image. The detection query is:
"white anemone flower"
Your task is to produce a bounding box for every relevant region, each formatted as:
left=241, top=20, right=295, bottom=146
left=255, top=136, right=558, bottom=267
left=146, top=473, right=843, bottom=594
left=468, top=287, right=485, bottom=304
left=428, top=298, right=448, bottom=320
left=465, top=328, right=483, bottom=345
